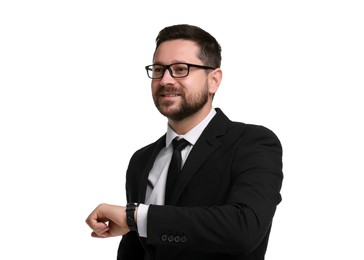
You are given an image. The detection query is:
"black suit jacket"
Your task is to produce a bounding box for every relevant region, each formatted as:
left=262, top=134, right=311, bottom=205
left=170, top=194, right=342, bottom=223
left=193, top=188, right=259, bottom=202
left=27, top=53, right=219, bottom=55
left=118, top=108, right=283, bottom=260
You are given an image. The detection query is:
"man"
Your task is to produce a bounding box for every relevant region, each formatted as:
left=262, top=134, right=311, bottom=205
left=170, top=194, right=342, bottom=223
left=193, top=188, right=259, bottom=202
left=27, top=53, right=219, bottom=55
left=86, top=24, right=283, bottom=260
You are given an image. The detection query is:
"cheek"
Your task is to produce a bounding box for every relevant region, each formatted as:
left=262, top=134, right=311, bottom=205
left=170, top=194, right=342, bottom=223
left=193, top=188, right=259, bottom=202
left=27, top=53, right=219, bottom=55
left=182, top=77, right=204, bottom=91
left=151, top=82, right=159, bottom=94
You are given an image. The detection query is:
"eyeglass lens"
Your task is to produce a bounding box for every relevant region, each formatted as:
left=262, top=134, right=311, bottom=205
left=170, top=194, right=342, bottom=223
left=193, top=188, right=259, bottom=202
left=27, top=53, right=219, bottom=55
left=148, top=64, right=189, bottom=79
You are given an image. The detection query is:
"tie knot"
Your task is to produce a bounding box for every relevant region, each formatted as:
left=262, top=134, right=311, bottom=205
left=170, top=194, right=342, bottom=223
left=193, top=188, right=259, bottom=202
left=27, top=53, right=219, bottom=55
left=172, top=138, right=189, bottom=152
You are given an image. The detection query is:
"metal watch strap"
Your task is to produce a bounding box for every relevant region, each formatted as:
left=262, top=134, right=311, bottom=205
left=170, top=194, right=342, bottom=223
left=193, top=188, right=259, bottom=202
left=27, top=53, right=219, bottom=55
left=126, top=203, right=138, bottom=231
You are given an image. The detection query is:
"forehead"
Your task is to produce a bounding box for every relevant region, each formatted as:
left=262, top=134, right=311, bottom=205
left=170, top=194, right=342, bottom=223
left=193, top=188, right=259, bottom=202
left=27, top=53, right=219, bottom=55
left=153, top=39, right=201, bottom=64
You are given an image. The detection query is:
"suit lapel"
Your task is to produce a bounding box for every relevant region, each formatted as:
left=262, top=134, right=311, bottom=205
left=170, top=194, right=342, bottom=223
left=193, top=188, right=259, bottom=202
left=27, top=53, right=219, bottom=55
left=138, top=135, right=166, bottom=203
left=168, top=108, right=230, bottom=204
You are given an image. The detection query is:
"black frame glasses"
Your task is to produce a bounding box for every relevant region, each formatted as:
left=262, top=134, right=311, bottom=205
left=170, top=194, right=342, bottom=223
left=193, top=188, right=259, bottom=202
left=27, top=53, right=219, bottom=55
left=145, top=63, right=216, bottom=79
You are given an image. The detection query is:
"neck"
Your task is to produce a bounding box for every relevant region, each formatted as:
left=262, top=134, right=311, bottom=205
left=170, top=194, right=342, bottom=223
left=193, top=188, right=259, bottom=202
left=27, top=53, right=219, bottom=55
left=168, top=105, right=212, bottom=135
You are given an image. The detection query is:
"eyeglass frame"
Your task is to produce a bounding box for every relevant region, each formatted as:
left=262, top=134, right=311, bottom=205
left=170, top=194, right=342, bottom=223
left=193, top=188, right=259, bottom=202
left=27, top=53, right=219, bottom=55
left=145, top=63, right=216, bottom=79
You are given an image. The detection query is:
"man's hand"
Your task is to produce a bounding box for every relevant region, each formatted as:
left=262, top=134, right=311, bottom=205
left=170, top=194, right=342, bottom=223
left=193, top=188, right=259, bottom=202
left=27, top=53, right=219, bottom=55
left=85, top=203, right=130, bottom=238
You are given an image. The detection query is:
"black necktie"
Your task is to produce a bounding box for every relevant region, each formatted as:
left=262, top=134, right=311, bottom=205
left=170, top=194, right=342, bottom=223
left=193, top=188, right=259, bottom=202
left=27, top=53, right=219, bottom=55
left=165, top=138, right=189, bottom=205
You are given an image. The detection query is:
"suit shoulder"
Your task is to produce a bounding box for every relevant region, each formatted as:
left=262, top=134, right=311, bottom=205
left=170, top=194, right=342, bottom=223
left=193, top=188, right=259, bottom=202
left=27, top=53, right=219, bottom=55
left=130, top=135, right=165, bottom=160
left=229, top=121, right=281, bottom=144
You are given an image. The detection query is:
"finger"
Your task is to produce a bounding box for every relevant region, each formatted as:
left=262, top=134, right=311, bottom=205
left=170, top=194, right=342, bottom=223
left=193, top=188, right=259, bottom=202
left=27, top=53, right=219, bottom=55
left=93, top=225, right=110, bottom=235
left=89, top=219, right=108, bottom=229
left=92, top=226, right=110, bottom=236
left=91, top=231, right=107, bottom=238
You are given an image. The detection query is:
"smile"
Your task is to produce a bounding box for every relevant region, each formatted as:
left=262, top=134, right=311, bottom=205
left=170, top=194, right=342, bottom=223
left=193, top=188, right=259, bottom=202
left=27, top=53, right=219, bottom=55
left=161, top=93, right=180, bottom=97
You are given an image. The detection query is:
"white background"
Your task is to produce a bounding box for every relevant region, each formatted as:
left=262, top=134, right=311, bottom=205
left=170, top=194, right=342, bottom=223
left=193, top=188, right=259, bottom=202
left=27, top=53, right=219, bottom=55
left=1, top=1, right=363, bottom=259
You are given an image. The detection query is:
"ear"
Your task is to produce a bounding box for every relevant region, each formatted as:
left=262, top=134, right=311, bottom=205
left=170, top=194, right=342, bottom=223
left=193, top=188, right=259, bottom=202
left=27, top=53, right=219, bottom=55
left=208, top=68, right=222, bottom=95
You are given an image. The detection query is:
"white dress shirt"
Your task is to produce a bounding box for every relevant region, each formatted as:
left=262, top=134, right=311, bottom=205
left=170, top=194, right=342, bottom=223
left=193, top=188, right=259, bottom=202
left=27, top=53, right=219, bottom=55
left=136, top=108, right=216, bottom=237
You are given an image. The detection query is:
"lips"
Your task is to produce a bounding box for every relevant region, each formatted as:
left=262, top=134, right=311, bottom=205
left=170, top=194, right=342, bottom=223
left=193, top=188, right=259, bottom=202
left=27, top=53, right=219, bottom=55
left=161, top=93, right=180, bottom=97
left=157, top=86, right=182, bottom=99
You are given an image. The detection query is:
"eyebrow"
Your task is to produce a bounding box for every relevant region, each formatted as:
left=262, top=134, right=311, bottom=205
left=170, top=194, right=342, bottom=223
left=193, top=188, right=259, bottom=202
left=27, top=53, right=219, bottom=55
left=153, top=60, right=191, bottom=65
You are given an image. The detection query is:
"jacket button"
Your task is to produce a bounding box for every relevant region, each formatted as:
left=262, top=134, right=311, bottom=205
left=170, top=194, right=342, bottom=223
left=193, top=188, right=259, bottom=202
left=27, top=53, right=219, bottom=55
left=174, top=235, right=181, bottom=243
left=161, top=234, right=168, bottom=242
left=181, top=236, right=187, bottom=243
left=168, top=235, right=174, bottom=242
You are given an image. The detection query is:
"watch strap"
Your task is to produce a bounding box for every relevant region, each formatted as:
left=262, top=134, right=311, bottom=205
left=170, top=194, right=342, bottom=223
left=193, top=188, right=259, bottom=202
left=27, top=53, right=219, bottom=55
left=126, top=203, right=139, bottom=231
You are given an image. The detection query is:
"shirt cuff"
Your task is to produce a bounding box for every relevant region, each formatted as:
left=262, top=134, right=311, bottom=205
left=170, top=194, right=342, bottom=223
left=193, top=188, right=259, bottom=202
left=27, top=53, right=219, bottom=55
left=136, top=203, right=149, bottom=237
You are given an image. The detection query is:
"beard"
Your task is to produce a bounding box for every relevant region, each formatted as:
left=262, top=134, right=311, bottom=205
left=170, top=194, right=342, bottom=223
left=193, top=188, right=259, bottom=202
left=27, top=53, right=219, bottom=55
left=153, top=85, right=209, bottom=121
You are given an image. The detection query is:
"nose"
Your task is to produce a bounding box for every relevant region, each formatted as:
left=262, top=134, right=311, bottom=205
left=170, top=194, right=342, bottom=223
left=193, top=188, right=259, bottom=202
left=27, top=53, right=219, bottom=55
left=159, top=68, right=175, bottom=85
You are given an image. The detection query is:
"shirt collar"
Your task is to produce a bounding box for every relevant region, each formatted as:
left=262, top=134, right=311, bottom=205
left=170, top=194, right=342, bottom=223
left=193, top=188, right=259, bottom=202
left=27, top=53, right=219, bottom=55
left=165, top=108, right=217, bottom=148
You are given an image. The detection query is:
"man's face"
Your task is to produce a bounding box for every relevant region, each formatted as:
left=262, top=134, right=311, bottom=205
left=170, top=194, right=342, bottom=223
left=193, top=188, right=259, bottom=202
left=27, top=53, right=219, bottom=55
left=151, top=39, right=212, bottom=121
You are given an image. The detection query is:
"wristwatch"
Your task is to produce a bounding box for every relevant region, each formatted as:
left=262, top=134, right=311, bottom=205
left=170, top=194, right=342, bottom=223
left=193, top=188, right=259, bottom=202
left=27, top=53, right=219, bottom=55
left=126, top=203, right=139, bottom=231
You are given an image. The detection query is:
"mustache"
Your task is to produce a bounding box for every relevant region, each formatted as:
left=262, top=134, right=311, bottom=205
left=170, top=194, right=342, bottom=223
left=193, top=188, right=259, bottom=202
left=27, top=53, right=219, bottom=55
left=156, top=85, right=181, bottom=94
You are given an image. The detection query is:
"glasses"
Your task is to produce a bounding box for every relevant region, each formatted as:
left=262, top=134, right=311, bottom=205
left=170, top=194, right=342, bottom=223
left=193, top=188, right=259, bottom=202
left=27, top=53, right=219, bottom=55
left=145, top=63, right=216, bottom=79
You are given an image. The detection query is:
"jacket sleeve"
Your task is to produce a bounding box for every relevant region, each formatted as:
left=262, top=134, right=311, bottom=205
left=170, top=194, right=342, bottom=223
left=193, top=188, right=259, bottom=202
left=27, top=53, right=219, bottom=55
left=117, top=231, right=145, bottom=260
left=146, top=125, right=283, bottom=255
left=117, top=172, right=145, bottom=260
left=117, top=148, right=149, bottom=260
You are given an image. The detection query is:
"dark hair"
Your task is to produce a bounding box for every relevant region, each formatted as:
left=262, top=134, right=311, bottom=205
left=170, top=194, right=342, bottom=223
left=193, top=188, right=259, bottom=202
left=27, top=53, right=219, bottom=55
left=154, top=24, right=222, bottom=68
